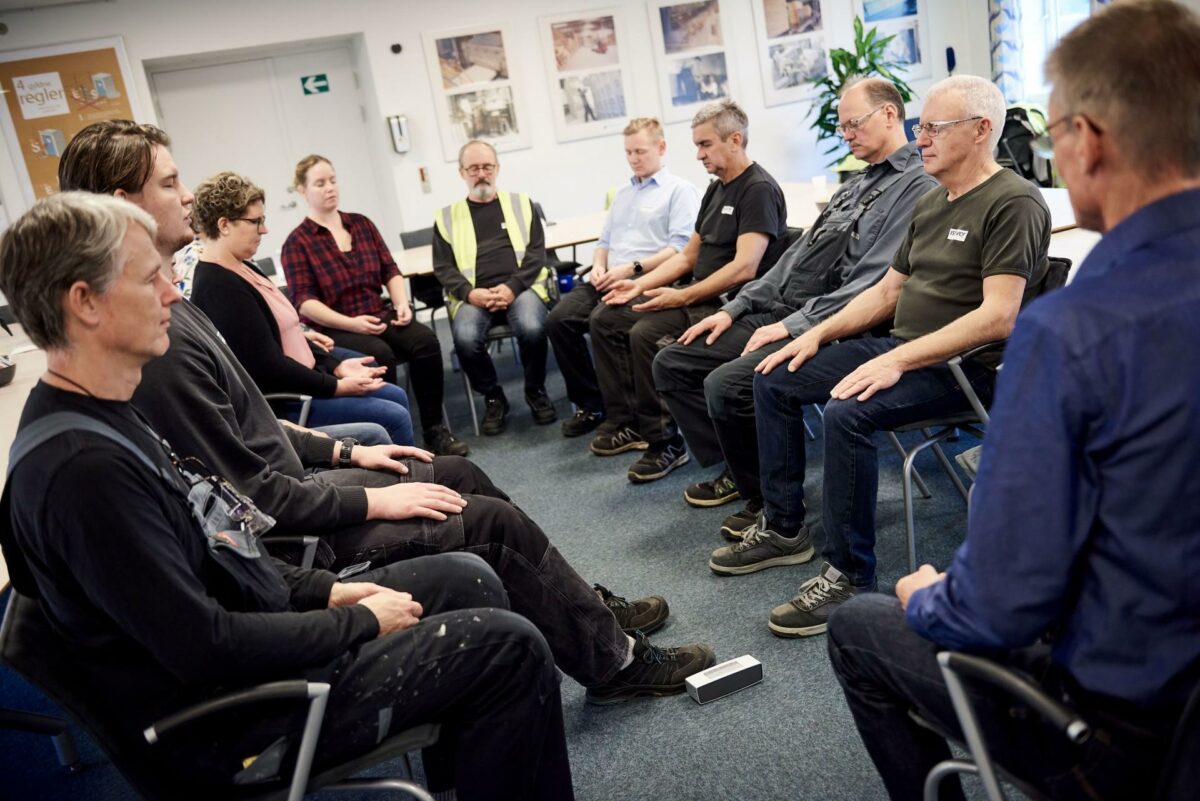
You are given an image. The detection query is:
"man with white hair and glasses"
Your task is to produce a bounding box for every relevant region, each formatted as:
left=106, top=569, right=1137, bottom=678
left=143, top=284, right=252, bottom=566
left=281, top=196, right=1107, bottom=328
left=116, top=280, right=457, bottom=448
left=827, top=2, right=1200, bottom=798
left=715, top=74, right=1050, bottom=636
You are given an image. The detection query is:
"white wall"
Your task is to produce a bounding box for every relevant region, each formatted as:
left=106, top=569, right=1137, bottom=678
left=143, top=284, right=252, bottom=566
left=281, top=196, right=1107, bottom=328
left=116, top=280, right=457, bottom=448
left=0, top=0, right=989, bottom=243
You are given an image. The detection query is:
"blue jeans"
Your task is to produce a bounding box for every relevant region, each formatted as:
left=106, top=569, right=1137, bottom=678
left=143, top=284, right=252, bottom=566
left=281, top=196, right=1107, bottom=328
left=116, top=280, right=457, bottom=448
left=303, top=382, right=413, bottom=446
left=753, top=337, right=991, bottom=587
left=451, top=289, right=549, bottom=396
left=312, top=422, right=391, bottom=446
left=827, top=595, right=1176, bottom=801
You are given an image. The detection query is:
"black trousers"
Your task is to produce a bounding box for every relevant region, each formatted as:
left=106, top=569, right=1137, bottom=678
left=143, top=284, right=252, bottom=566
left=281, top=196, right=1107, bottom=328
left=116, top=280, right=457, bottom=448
left=652, top=311, right=788, bottom=500
left=311, top=457, right=630, bottom=687
left=545, top=283, right=605, bottom=412
left=827, top=594, right=1178, bottom=801
left=589, top=297, right=719, bottom=444
left=176, top=553, right=574, bottom=800
left=327, top=310, right=445, bottom=438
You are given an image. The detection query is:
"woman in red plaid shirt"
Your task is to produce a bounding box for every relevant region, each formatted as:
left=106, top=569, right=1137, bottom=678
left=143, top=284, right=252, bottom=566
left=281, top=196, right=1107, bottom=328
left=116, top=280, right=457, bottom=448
left=282, top=155, right=468, bottom=457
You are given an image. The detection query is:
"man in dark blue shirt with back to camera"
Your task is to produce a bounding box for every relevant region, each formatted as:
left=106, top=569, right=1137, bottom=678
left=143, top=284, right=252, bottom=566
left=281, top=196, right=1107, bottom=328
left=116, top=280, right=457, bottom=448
left=827, top=2, right=1200, bottom=799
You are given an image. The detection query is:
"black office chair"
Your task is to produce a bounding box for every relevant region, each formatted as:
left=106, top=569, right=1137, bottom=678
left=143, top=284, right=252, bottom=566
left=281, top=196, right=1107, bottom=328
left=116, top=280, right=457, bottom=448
left=922, top=650, right=1198, bottom=801
left=887, top=256, right=1072, bottom=570
left=0, top=591, right=437, bottom=801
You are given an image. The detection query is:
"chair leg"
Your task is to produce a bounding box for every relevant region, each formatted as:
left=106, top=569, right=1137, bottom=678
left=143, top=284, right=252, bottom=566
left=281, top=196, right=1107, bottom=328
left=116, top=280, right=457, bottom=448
left=461, top=370, right=479, bottom=437
left=924, top=760, right=981, bottom=801
left=887, top=431, right=932, bottom=499
left=927, top=436, right=971, bottom=504
left=323, top=779, right=435, bottom=800
left=901, top=429, right=961, bottom=571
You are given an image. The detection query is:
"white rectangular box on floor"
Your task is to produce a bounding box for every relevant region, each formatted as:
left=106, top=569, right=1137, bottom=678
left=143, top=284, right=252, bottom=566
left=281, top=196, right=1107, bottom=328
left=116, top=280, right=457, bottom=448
left=686, top=655, right=763, bottom=704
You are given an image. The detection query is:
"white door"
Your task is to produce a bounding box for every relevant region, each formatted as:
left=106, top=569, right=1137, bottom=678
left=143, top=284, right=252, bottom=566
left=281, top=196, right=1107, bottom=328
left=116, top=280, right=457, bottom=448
left=150, top=46, right=388, bottom=280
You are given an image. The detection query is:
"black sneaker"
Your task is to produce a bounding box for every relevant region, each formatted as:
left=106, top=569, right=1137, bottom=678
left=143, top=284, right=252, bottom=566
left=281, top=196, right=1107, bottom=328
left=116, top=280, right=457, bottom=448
left=424, top=425, right=470, bottom=457
left=720, top=499, right=762, bottom=542
left=709, top=515, right=814, bottom=576
left=481, top=393, right=509, bottom=436
left=768, top=563, right=867, bottom=638
left=627, top=438, right=689, bottom=483
left=594, top=584, right=668, bottom=635
left=585, top=633, right=716, bottom=705
left=561, top=408, right=606, bottom=438
left=684, top=467, right=740, bottom=507
left=589, top=425, right=648, bottom=456
left=526, top=388, right=557, bottom=425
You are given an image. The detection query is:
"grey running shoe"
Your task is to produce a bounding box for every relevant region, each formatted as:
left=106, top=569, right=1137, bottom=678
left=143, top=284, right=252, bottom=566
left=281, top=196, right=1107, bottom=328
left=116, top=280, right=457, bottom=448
left=590, top=425, right=649, bottom=456
left=720, top=499, right=762, bottom=541
left=594, top=584, right=669, bottom=635
left=627, top=438, right=689, bottom=483
left=684, top=467, right=740, bottom=507
left=768, top=563, right=864, bottom=638
left=709, top=515, right=814, bottom=575
left=585, top=633, right=716, bottom=705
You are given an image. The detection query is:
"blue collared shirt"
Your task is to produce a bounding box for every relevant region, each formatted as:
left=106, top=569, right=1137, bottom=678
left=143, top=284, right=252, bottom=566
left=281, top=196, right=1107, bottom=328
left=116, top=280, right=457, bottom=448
left=907, top=188, right=1200, bottom=708
left=597, top=166, right=701, bottom=265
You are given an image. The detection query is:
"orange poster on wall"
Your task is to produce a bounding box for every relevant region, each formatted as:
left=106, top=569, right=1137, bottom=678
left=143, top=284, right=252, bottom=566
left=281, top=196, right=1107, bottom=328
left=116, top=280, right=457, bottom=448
left=0, top=37, right=142, bottom=203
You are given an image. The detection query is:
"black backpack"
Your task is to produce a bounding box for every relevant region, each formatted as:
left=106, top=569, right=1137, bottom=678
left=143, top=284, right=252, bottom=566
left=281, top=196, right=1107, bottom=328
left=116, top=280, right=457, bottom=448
left=995, top=104, right=1056, bottom=187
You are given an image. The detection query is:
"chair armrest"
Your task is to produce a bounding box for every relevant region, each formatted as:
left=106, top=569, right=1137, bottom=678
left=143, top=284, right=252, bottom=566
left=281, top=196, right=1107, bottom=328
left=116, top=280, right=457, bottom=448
left=264, top=393, right=313, bottom=427
left=938, top=652, right=1090, bottom=744
left=144, top=680, right=330, bottom=744
left=947, top=339, right=1006, bottom=368
left=260, top=534, right=322, bottom=569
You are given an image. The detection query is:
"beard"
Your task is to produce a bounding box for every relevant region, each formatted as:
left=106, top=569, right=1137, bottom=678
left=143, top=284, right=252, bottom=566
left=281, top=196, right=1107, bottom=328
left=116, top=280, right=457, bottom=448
left=469, top=181, right=496, bottom=202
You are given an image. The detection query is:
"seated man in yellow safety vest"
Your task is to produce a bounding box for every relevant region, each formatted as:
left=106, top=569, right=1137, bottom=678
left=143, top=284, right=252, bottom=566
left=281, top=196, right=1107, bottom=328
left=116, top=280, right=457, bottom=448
left=433, top=140, right=556, bottom=435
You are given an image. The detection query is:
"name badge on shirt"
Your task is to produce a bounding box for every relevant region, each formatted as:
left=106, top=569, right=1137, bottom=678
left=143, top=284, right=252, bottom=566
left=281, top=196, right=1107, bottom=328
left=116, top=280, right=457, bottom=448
left=721, top=205, right=734, bottom=215
left=500, top=222, right=507, bottom=229
left=947, top=228, right=968, bottom=242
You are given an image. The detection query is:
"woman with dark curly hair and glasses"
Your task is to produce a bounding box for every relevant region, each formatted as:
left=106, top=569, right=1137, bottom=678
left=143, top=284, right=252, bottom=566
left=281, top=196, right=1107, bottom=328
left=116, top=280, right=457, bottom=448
left=281, top=155, right=468, bottom=456
left=190, top=171, right=416, bottom=447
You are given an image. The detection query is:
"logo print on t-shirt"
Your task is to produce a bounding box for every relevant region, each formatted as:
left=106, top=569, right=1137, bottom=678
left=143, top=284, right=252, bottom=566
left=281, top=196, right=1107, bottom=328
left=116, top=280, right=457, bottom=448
left=721, top=205, right=734, bottom=215
left=947, top=228, right=968, bottom=242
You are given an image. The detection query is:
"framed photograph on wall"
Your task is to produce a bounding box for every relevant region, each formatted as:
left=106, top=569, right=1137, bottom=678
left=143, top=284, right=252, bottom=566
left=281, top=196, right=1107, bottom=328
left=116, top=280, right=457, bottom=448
left=752, top=0, right=828, bottom=107
left=422, top=24, right=531, bottom=162
left=539, top=9, right=636, bottom=143
left=0, top=36, right=143, bottom=204
left=854, top=0, right=929, bottom=79
left=647, top=0, right=737, bottom=124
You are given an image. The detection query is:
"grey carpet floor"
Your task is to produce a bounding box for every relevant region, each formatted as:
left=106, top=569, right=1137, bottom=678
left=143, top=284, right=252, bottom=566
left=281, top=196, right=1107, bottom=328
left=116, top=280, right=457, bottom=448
left=0, top=334, right=986, bottom=800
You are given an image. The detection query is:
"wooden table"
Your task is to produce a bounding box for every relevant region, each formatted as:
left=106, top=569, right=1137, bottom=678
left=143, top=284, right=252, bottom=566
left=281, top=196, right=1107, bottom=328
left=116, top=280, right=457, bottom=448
left=395, top=210, right=608, bottom=278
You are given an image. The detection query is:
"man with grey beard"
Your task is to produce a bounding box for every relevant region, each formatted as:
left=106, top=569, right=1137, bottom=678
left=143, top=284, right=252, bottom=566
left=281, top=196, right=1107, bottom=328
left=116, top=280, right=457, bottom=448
left=432, top=139, right=556, bottom=435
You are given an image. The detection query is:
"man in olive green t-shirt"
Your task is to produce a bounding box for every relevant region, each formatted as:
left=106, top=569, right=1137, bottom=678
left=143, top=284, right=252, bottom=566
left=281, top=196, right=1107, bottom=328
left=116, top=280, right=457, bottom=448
left=707, top=75, right=1050, bottom=638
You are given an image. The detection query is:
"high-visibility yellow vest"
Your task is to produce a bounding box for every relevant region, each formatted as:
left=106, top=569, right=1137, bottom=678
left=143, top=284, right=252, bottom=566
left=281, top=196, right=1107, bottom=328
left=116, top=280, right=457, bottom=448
left=604, top=186, right=618, bottom=211
left=434, top=191, right=548, bottom=317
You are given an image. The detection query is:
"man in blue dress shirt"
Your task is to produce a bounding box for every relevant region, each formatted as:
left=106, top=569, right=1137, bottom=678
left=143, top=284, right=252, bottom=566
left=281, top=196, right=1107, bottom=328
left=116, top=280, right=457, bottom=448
left=546, top=117, right=701, bottom=439
left=827, top=2, right=1200, bottom=799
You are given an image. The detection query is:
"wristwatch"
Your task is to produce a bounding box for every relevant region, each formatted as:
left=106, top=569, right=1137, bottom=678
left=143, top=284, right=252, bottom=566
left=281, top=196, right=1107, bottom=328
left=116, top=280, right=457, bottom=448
left=337, top=437, right=358, bottom=469
left=632, top=260, right=645, bottom=276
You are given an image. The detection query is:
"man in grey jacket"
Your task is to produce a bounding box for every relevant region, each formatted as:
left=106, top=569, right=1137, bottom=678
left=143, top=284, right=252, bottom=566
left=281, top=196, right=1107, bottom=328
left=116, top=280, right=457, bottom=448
left=652, top=77, right=935, bottom=539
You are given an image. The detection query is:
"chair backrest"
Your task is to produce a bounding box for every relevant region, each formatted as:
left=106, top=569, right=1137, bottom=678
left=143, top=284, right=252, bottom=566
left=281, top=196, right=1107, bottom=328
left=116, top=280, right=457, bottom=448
left=400, top=227, right=434, bottom=249
left=0, top=591, right=178, bottom=799
left=255, top=256, right=277, bottom=277
left=1041, top=256, right=1071, bottom=296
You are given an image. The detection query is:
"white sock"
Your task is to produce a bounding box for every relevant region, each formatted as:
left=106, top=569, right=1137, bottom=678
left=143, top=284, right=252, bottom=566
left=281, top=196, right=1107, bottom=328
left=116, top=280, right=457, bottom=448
left=620, top=634, right=635, bottom=670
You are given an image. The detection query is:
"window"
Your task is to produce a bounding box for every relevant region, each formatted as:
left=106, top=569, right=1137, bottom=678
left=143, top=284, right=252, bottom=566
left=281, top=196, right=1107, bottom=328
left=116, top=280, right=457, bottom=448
left=1018, top=0, right=1096, bottom=101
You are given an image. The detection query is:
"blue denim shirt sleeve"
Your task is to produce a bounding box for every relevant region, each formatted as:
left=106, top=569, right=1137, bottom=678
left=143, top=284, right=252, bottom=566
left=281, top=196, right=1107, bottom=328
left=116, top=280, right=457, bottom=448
left=907, top=311, right=1095, bottom=650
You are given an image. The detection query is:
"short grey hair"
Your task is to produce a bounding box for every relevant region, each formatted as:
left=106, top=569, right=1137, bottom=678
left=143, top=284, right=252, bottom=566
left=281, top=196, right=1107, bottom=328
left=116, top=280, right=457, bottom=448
left=692, top=99, right=750, bottom=148
left=1046, top=0, right=1200, bottom=178
left=0, top=192, right=157, bottom=351
left=926, top=75, right=1007, bottom=150
left=458, top=139, right=498, bottom=168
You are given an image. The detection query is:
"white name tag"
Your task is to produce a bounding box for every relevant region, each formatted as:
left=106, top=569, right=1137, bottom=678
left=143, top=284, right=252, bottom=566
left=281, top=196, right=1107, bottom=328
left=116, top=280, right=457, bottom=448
left=721, top=205, right=734, bottom=215
left=500, top=222, right=507, bottom=229
left=947, top=228, right=968, bottom=242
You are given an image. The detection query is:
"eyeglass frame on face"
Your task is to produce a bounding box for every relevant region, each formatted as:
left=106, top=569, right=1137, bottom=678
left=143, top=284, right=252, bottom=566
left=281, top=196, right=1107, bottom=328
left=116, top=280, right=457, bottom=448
left=232, top=215, right=267, bottom=230
left=1030, top=112, right=1097, bottom=160
left=462, top=163, right=497, bottom=176
left=911, top=116, right=983, bottom=140
left=835, top=105, right=886, bottom=137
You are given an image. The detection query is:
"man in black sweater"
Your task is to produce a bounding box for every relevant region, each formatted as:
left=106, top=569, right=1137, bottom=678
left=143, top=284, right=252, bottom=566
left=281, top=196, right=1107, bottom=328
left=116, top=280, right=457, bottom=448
left=0, top=191, right=573, bottom=799
left=56, top=119, right=716, bottom=704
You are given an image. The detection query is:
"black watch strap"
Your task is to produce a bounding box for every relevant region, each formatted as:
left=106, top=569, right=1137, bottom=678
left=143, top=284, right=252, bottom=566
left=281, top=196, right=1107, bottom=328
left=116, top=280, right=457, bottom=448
left=338, top=437, right=358, bottom=469
left=633, top=260, right=644, bottom=275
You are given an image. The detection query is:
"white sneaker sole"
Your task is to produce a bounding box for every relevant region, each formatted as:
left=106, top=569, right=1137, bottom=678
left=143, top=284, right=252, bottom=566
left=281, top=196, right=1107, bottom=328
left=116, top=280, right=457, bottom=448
left=767, top=619, right=828, bottom=638
left=683, top=487, right=741, bottom=508
left=708, top=545, right=815, bottom=575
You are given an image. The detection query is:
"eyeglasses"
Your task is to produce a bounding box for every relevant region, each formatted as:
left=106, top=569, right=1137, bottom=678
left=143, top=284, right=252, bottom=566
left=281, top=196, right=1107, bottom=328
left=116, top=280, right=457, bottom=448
left=234, top=215, right=267, bottom=230
left=835, top=106, right=884, bottom=137
left=1030, top=114, right=1075, bottom=160
left=911, top=116, right=983, bottom=139
left=463, top=164, right=497, bottom=176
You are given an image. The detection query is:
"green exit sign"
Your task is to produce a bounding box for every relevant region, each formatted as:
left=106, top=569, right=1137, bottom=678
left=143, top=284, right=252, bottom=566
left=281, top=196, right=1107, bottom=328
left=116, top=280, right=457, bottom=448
left=301, top=74, right=330, bottom=95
